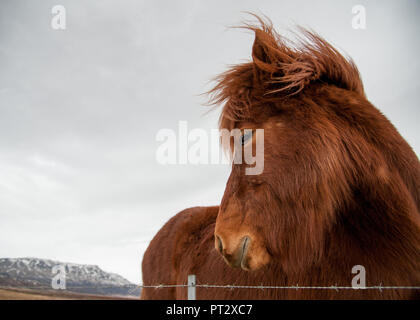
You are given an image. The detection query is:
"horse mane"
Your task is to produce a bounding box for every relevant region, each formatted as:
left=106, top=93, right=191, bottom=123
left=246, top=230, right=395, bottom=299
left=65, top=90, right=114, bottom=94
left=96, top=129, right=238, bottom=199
left=142, top=16, right=420, bottom=299
left=209, top=16, right=365, bottom=131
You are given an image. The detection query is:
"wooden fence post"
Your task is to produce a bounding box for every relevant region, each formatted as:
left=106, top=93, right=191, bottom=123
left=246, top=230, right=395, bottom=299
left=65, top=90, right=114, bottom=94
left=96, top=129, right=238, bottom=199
left=188, top=274, right=196, bottom=300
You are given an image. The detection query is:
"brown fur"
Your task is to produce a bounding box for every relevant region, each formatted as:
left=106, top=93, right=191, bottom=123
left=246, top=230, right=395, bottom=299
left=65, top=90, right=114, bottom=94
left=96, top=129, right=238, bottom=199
left=141, top=17, right=420, bottom=299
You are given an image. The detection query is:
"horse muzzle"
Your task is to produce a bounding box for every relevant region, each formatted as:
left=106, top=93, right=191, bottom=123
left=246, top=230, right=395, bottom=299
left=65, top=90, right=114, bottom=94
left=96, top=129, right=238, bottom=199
left=215, top=234, right=251, bottom=270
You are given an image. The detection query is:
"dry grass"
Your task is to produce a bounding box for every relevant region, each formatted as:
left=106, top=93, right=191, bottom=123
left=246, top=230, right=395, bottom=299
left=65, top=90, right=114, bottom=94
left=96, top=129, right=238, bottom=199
left=0, top=287, right=138, bottom=300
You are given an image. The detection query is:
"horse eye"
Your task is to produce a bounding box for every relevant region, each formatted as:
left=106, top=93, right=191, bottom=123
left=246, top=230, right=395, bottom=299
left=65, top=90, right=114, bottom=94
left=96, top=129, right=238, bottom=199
left=248, top=178, right=263, bottom=186
left=241, top=131, right=253, bottom=146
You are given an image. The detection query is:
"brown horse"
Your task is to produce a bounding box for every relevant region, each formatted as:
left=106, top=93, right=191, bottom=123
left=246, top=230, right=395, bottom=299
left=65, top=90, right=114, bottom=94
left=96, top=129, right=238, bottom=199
left=141, top=18, right=420, bottom=299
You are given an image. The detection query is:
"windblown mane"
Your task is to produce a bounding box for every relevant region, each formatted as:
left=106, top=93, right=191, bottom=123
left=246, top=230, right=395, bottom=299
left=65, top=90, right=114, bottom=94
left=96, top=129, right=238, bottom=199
left=209, top=17, right=365, bottom=132
left=142, top=15, right=420, bottom=300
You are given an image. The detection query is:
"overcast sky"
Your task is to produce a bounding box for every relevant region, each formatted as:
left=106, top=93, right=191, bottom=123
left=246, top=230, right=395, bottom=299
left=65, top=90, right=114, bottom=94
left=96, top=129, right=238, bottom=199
left=0, top=0, right=419, bottom=283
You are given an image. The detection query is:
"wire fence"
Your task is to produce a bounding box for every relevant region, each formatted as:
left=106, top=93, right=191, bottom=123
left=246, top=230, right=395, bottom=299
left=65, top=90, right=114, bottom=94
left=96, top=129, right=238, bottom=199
left=138, top=276, right=420, bottom=299
left=138, top=274, right=420, bottom=298
left=138, top=284, right=420, bottom=290
left=3, top=273, right=420, bottom=299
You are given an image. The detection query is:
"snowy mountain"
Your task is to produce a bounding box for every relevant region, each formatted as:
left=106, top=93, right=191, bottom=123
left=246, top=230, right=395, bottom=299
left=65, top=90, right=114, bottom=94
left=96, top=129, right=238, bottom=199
left=0, top=257, right=140, bottom=297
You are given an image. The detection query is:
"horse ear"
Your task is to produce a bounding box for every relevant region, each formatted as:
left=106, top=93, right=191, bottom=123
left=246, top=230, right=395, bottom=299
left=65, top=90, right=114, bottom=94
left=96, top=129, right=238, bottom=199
left=251, top=29, right=278, bottom=73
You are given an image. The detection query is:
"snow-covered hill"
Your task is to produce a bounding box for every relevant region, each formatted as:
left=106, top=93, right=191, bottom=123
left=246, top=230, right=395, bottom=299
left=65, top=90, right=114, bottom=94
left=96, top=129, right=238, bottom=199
left=0, top=257, right=140, bottom=297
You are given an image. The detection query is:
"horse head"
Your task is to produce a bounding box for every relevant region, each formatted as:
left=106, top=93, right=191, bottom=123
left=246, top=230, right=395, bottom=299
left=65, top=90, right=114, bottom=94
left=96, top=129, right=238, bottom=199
left=211, top=17, right=420, bottom=275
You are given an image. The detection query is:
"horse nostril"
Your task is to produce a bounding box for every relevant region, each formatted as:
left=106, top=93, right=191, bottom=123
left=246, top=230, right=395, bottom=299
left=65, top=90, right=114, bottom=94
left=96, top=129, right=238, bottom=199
left=216, top=235, right=223, bottom=253
left=242, top=236, right=250, bottom=252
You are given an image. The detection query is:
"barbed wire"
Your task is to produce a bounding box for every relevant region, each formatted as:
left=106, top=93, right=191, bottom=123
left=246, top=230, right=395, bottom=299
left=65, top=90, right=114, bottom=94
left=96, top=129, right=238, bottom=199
left=138, top=284, right=420, bottom=290
left=3, top=283, right=420, bottom=296
left=3, top=283, right=420, bottom=290
left=125, top=283, right=420, bottom=295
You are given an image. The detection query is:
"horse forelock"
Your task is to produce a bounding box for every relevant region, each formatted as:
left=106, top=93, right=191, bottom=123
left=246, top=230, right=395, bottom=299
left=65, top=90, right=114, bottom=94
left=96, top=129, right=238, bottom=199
left=208, top=15, right=365, bottom=134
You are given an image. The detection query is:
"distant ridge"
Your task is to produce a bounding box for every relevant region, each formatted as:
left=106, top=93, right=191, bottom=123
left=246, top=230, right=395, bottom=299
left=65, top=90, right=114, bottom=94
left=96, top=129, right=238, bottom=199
left=0, top=257, right=140, bottom=297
